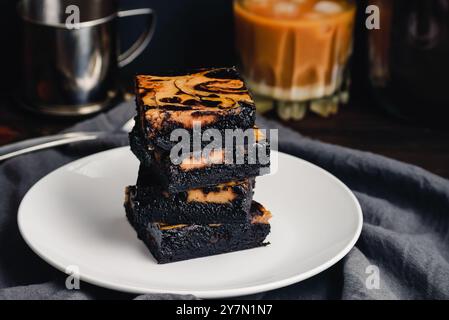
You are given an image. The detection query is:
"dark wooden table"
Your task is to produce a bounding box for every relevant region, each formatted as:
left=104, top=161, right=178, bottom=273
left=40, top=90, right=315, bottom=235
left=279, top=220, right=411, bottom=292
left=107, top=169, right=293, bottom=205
left=1, top=96, right=449, bottom=179
left=267, top=103, right=449, bottom=179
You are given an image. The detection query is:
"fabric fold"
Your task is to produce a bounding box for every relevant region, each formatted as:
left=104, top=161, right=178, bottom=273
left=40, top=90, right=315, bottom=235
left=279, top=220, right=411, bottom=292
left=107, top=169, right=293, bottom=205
left=0, top=101, right=447, bottom=300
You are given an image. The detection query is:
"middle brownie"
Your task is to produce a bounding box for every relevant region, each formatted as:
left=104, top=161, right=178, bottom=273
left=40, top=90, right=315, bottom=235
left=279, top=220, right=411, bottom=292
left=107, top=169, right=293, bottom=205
left=126, top=176, right=254, bottom=225
left=131, top=127, right=270, bottom=193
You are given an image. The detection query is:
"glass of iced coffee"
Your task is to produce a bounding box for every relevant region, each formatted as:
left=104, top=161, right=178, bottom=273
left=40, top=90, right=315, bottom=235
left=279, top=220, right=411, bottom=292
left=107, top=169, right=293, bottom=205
left=234, top=0, right=356, bottom=120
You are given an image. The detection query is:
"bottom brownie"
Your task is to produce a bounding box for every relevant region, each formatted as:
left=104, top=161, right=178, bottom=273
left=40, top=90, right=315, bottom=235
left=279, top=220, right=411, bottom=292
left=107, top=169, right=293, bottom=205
left=125, top=200, right=271, bottom=264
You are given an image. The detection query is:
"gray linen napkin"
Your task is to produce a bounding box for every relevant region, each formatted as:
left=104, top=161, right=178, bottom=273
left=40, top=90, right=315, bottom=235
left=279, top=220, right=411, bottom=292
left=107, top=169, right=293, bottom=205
left=0, top=101, right=448, bottom=300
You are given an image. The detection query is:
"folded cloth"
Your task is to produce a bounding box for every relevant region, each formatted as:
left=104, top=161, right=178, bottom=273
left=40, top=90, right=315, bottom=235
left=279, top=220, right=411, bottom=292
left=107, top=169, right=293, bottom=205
left=0, top=101, right=448, bottom=300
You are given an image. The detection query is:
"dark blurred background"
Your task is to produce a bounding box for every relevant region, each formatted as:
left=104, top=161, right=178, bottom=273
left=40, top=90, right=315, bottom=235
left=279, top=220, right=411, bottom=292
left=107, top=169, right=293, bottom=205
left=0, top=0, right=369, bottom=98
left=0, top=0, right=240, bottom=95
left=0, top=0, right=448, bottom=178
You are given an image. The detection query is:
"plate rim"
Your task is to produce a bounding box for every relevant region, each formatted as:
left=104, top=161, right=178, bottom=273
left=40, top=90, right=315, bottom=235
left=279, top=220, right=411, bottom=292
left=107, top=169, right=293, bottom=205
left=18, top=147, right=363, bottom=298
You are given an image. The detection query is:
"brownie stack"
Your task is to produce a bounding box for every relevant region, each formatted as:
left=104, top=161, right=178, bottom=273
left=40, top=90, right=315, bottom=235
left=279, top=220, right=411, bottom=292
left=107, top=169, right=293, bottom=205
left=125, top=67, right=272, bottom=264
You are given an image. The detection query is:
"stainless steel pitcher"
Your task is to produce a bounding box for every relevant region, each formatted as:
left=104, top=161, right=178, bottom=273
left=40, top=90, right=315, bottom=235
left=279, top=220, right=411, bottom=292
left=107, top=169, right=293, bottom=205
left=17, top=0, right=156, bottom=116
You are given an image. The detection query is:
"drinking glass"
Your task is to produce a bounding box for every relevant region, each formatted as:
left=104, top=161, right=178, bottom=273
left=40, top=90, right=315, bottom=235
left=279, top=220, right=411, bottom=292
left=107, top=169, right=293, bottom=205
left=234, top=0, right=356, bottom=120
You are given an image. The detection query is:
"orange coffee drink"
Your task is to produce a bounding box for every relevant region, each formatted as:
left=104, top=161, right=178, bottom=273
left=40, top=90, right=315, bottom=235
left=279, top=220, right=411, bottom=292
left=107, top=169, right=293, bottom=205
left=234, top=0, right=356, bottom=116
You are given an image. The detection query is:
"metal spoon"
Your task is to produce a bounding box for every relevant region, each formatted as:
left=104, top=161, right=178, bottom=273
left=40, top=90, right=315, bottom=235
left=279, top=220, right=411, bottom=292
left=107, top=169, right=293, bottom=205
left=0, top=118, right=135, bottom=162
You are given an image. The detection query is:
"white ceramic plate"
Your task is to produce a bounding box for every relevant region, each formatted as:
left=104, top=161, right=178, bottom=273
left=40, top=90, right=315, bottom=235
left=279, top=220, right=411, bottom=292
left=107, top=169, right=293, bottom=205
left=18, top=147, right=362, bottom=298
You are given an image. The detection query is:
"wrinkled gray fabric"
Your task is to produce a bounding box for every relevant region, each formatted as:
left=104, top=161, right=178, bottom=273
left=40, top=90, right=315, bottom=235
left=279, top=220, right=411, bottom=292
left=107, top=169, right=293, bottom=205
left=0, top=101, right=448, bottom=300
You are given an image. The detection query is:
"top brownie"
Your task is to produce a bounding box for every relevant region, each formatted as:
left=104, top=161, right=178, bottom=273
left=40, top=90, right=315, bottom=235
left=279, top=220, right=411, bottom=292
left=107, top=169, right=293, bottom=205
left=135, top=67, right=256, bottom=150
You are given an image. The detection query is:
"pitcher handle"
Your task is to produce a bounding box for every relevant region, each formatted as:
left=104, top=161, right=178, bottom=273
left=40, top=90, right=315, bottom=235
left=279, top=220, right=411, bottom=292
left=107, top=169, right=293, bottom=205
left=117, top=8, right=156, bottom=68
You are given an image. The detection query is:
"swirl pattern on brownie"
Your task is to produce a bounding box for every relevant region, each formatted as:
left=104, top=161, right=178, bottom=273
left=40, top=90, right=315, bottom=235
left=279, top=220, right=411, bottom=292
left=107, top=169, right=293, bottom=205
left=136, top=68, right=253, bottom=110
